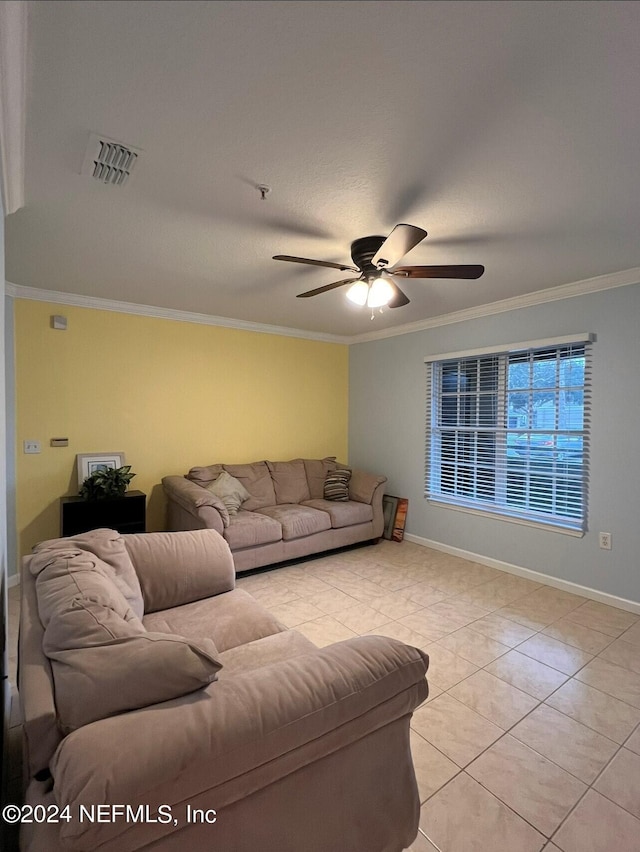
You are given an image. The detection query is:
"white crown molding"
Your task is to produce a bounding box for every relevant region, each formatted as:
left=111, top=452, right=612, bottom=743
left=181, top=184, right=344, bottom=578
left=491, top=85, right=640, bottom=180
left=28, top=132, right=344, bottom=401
left=346, top=266, right=640, bottom=345
left=7, top=264, right=640, bottom=346
left=4, top=282, right=348, bottom=344
left=0, top=0, right=27, bottom=216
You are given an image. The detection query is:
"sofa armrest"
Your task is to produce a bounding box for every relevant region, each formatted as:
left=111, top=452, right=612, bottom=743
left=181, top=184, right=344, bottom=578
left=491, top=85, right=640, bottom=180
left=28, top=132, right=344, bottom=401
left=19, top=557, right=63, bottom=778
left=122, top=530, right=235, bottom=613
left=50, top=636, right=428, bottom=848
left=348, top=469, right=387, bottom=504
left=162, top=475, right=229, bottom=531
left=344, top=469, right=387, bottom=538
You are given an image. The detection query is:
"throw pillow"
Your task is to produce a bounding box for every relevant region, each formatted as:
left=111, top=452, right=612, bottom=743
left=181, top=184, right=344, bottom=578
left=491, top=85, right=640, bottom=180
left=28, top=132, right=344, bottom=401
left=33, top=528, right=144, bottom=620
left=31, top=548, right=222, bottom=732
left=324, top=468, right=351, bottom=501
left=204, top=470, right=250, bottom=515
left=48, top=601, right=221, bottom=732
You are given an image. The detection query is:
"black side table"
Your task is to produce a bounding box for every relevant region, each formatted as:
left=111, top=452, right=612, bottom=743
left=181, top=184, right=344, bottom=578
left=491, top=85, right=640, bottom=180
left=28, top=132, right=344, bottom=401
left=60, top=490, right=146, bottom=537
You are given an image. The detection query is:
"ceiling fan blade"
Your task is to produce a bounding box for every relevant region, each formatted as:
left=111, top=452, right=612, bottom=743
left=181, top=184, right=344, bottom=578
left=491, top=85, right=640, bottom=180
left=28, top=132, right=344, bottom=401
left=388, top=278, right=410, bottom=308
left=296, top=277, right=360, bottom=298
left=274, top=255, right=358, bottom=272
left=371, top=224, right=428, bottom=269
left=392, top=264, right=485, bottom=279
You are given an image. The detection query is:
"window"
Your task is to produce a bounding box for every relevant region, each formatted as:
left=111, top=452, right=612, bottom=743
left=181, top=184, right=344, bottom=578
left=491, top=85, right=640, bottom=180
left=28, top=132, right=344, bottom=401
left=425, top=335, right=592, bottom=534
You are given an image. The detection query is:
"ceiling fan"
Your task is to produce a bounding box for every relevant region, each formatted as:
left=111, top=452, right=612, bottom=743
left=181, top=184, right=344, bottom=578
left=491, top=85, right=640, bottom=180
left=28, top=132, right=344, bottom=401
left=273, top=224, right=484, bottom=309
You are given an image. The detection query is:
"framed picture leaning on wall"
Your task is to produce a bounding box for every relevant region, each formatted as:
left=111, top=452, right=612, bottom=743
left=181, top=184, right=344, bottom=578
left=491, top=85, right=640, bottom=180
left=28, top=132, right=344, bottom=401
left=382, top=495, right=399, bottom=540
left=76, top=452, right=126, bottom=490
left=391, top=497, right=408, bottom=542
left=382, top=495, right=409, bottom=542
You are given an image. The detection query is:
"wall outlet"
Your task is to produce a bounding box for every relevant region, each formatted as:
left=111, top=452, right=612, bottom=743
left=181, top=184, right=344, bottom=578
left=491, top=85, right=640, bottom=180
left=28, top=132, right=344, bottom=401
left=23, top=440, right=41, bottom=454
left=599, top=532, right=612, bottom=550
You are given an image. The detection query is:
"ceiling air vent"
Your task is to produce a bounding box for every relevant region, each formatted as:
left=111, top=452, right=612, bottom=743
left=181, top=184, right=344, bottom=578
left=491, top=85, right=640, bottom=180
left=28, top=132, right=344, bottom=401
left=81, top=133, right=142, bottom=187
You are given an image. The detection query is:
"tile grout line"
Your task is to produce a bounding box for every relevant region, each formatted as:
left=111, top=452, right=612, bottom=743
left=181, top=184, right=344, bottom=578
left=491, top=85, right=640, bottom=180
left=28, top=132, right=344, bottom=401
left=291, top=573, right=640, bottom=737
left=553, top=729, right=640, bottom=829
left=544, top=732, right=635, bottom=848
left=343, top=558, right=640, bottom=841
left=416, top=825, right=444, bottom=851
left=411, top=631, right=640, bottom=839
left=293, top=547, right=640, bottom=844
left=439, top=651, right=621, bottom=840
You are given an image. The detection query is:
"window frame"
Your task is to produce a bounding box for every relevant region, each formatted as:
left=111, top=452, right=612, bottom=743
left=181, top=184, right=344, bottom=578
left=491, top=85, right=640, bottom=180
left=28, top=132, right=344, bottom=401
left=425, top=334, right=593, bottom=536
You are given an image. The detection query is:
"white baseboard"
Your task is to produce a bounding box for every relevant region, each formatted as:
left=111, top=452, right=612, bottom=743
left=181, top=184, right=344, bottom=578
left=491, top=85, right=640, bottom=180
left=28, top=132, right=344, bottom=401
left=404, top=533, right=640, bottom=615
left=7, top=574, right=20, bottom=589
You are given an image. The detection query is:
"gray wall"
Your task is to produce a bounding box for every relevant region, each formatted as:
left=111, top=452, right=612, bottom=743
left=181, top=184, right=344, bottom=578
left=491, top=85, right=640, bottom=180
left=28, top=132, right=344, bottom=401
left=349, top=283, right=640, bottom=603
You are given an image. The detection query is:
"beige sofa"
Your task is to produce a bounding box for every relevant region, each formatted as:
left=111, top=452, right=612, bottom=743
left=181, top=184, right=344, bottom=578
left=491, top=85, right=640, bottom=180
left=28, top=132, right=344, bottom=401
left=162, top=457, right=387, bottom=572
left=19, top=528, right=429, bottom=852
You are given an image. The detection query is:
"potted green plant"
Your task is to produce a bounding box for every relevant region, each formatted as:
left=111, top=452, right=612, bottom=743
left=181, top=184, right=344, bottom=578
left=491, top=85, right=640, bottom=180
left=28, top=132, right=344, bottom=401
left=79, top=465, right=136, bottom=501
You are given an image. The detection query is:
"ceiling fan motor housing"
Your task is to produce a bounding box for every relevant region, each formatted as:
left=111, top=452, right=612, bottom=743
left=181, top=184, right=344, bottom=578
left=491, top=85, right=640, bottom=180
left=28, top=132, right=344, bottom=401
left=350, top=236, right=387, bottom=276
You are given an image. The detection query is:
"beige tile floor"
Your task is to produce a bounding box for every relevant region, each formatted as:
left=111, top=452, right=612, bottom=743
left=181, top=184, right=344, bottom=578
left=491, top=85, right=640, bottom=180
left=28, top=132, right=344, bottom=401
left=6, top=540, right=640, bottom=852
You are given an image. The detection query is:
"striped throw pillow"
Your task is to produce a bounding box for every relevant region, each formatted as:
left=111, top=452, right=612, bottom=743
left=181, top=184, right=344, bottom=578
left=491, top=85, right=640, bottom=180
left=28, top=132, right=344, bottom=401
left=324, top=469, right=351, bottom=501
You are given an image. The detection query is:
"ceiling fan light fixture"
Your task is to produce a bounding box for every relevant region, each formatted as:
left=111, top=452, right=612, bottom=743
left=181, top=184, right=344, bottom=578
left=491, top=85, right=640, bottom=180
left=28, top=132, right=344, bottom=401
left=279, top=223, right=483, bottom=309
left=366, top=276, right=394, bottom=308
left=346, top=280, right=369, bottom=306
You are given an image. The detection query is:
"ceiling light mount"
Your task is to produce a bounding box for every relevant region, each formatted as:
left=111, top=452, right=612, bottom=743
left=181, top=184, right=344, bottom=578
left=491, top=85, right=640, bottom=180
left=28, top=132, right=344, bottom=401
left=350, top=235, right=387, bottom=276
left=257, top=184, right=272, bottom=201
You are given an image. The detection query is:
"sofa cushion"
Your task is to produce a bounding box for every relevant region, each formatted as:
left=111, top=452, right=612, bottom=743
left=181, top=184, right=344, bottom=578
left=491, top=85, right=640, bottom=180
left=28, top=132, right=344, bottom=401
left=123, top=529, right=235, bottom=613
left=33, top=528, right=144, bottom=619
left=216, top=629, right=318, bottom=677
left=204, top=470, right=250, bottom=515
left=303, top=457, right=338, bottom=499
left=267, top=459, right=311, bottom=504
left=324, top=468, right=352, bottom=501
left=223, top=510, right=282, bottom=550
left=186, top=463, right=224, bottom=486
left=223, top=461, right=277, bottom=510
left=30, top=548, right=221, bottom=732
left=256, top=504, right=332, bottom=540
left=143, top=588, right=287, bottom=652
left=302, top=498, right=374, bottom=529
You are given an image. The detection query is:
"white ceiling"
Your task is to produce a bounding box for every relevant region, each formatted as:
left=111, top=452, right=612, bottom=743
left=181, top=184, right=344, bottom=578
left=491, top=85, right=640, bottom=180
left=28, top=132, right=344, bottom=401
left=6, top=0, right=640, bottom=338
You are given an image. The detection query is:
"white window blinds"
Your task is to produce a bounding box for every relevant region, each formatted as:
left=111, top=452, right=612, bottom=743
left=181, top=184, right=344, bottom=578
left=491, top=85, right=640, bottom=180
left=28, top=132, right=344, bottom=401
left=425, top=335, right=592, bottom=533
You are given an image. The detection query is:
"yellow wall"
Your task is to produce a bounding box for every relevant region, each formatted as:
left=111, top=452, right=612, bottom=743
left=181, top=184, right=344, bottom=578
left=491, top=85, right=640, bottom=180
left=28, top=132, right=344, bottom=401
left=14, top=300, right=348, bottom=558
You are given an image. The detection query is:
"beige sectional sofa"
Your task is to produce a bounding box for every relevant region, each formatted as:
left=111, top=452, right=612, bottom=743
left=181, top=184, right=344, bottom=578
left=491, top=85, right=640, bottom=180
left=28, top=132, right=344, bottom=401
left=162, top=457, right=387, bottom=571
left=19, top=527, right=429, bottom=852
